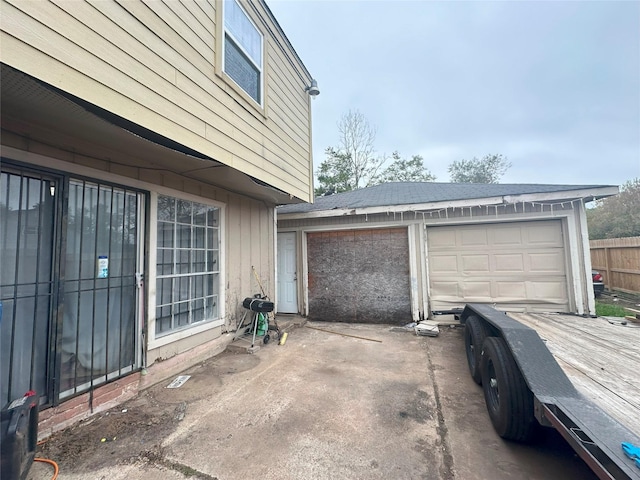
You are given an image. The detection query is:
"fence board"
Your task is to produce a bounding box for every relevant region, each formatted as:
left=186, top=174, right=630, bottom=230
left=590, top=236, right=640, bottom=294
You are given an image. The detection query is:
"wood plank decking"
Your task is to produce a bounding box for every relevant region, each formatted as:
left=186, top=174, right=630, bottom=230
left=508, top=312, right=640, bottom=436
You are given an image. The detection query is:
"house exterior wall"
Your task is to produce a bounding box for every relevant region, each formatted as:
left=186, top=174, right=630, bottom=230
left=1, top=0, right=312, bottom=432
left=278, top=202, right=595, bottom=319
left=1, top=0, right=313, bottom=202
left=2, top=142, right=276, bottom=354
left=1, top=139, right=276, bottom=432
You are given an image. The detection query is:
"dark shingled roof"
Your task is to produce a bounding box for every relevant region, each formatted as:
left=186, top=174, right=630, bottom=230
left=278, top=182, right=615, bottom=214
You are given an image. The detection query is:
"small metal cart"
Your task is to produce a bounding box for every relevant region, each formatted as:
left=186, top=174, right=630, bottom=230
left=234, top=295, right=280, bottom=349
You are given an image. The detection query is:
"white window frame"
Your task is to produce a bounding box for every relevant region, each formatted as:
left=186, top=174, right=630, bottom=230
left=222, top=0, right=264, bottom=106
left=148, top=190, right=226, bottom=350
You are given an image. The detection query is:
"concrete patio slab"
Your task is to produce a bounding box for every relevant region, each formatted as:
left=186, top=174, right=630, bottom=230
left=29, top=322, right=596, bottom=480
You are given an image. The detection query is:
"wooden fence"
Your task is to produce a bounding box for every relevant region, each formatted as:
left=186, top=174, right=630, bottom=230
left=590, top=236, right=640, bottom=295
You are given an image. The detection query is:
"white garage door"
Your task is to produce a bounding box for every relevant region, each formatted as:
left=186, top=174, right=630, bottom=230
left=427, top=220, right=569, bottom=313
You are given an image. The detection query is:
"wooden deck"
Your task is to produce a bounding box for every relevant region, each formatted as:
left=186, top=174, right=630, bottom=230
left=508, top=312, right=640, bottom=436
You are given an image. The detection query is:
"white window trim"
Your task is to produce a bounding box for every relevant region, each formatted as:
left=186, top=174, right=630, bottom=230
left=147, top=190, right=226, bottom=350
left=222, top=0, right=264, bottom=107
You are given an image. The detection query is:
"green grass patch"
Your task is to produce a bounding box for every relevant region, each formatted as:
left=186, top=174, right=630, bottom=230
left=595, top=301, right=628, bottom=317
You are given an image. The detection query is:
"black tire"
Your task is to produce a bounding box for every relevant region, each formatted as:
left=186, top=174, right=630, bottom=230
left=464, top=315, right=490, bottom=385
left=263, top=334, right=270, bottom=344
left=480, top=336, right=537, bottom=442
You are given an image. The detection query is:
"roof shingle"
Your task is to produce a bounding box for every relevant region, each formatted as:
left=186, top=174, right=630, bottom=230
left=278, top=182, right=615, bottom=214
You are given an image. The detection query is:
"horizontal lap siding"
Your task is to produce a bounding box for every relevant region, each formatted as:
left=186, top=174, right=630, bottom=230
left=307, top=229, right=412, bottom=325
left=1, top=0, right=312, bottom=202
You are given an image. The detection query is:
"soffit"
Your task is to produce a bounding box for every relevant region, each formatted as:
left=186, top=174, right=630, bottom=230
left=1, top=65, right=299, bottom=205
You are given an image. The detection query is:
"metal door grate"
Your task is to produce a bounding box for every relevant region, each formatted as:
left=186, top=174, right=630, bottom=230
left=59, top=179, right=142, bottom=398
left=1, top=168, right=56, bottom=407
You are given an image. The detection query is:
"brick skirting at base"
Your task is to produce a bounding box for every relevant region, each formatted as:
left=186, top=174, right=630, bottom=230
left=37, top=373, right=140, bottom=439
left=37, top=332, right=235, bottom=439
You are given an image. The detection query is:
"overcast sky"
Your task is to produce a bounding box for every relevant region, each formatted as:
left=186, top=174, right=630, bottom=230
left=267, top=0, right=640, bottom=187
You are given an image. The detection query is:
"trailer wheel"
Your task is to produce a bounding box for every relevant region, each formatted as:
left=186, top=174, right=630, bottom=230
left=464, top=315, right=490, bottom=385
left=480, top=336, right=536, bottom=442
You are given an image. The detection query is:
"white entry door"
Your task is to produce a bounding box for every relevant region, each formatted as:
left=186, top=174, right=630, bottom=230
left=277, top=232, right=298, bottom=313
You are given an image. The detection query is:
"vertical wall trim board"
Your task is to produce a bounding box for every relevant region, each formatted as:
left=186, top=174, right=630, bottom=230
left=419, top=223, right=429, bottom=319
left=577, top=202, right=596, bottom=316
left=565, top=212, right=585, bottom=316
left=407, top=224, right=420, bottom=322
left=302, top=231, right=309, bottom=317
left=273, top=207, right=278, bottom=310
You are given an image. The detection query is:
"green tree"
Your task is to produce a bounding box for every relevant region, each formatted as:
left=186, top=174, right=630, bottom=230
left=376, top=151, right=436, bottom=183
left=315, top=110, right=384, bottom=196
left=448, top=154, right=511, bottom=183
left=316, top=148, right=355, bottom=196
left=587, top=178, right=640, bottom=239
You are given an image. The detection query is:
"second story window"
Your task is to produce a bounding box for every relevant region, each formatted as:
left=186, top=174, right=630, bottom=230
left=224, top=0, right=263, bottom=105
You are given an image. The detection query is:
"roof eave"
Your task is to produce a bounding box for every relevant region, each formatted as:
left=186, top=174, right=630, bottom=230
left=277, top=186, right=619, bottom=220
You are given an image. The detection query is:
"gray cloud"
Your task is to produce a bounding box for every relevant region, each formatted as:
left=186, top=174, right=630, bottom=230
left=268, top=0, right=640, bottom=186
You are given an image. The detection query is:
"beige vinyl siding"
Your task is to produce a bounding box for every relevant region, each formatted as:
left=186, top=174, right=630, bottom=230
left=266, top=49, right=310, bottom=139
left=0, top=0, right=313, bottom=202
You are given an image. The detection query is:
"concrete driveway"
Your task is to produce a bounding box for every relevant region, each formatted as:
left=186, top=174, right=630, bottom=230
left=30, top=322, right=596, bottom=480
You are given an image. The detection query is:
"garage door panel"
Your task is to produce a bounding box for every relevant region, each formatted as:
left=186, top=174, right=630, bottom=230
left=496, top=281, right=527, bottom=298
left=462, top=281, right=492, bottom=298
left=530, top=281, right=567, bottom=301
left=428, top=228, right=457, bottom=248
left=461, top=228, right=488, bottom=246
left=492, top=226, right=523, bottom=245
left=430, top=254, right=458, bottom=273
left=494, top=253, right=525, bottom=272
left=527, top=224, right=562, bottom=246
left=427, top=220, right=569, bottom=313
left=461, top=254, right=490, bottom=272
left=429, top=281, right=460, bottom=298
left=528, top=252, right=564, bottom=272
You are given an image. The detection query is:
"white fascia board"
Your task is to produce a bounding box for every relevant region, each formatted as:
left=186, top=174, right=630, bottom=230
left=278, top=196, right=506, bottom=220
left=278, top=186, right=619, bottom=221
left=502, top=186, right=619, bottom=204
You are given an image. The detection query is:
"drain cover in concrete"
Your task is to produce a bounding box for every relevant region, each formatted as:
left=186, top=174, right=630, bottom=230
left=166, top=375, right=191, bottom=388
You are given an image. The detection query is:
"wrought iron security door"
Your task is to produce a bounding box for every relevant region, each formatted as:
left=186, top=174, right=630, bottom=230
left=59, top=179, right=143, bottom=399
left=1, top=168, right=57, bottom=407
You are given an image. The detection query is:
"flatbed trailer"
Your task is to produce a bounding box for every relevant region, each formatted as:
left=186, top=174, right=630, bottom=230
left=459, top=303, right=640, bottom=480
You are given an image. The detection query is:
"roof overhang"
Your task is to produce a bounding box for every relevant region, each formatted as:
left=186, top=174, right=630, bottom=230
left=1, top=64, right=299, bottom=205
left=278, top=186, right=619, bottom=221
